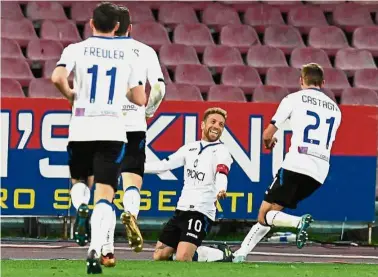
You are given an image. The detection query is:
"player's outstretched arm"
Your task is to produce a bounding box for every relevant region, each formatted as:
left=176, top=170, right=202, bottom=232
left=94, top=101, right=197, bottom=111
left=145, top=49, right=166, bottom=118
left=144, top=146, right=186, bottom=174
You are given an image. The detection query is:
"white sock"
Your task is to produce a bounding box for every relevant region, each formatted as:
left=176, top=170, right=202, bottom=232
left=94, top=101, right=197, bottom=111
left=235, top=223, right=271, bottom=257
left=196, top=246, right=224, bottom=262
left=265, top=211, right=301, bottom=228
left=123, top=186, right=141, bottom=218
left=102, top=208, right=116, bottom=256
left=70, top=182, right=90, bottom=210
left=88, top=200, right=114, bottom=256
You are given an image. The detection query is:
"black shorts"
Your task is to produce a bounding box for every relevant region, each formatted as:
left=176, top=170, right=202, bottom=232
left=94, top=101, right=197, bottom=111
left=67, top=141, right=125, bottom=190
left=121, top=131, right=146, bottom=177
left=264, top=168, right=321, bottom=209
left=158, top=210, right=213, bottom=248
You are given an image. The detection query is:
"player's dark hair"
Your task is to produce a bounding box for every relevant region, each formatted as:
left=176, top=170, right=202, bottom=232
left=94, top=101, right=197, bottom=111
left=115, top=5, right=131, bottom=36
left=301, top=63, right=324, bottom=87
left=92, top=2, right=120, bottom=33
left=203, top=107, right=227, bottom=122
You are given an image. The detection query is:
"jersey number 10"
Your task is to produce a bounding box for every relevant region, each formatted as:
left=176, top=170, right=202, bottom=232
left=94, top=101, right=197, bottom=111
left=304, top=110, right=335, bottom=149
left=87, top=65, right=117, bottom=105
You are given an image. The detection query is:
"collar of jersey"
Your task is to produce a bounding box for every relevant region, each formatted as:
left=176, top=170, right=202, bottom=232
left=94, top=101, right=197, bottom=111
left=199, top=140, right=222, bottom=155
left=90, top=36, right=132, bottom=40
left=307, top=88, right=323, bottom=93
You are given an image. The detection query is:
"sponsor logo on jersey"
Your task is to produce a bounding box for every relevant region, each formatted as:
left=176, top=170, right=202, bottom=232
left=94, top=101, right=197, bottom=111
left=186, top=232, right=198, bottom=239
left=187, top=168, right=205, bottom=181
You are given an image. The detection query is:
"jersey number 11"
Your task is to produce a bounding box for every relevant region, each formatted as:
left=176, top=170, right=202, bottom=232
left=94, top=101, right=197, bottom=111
left=87, top=65, right=117, bottom=105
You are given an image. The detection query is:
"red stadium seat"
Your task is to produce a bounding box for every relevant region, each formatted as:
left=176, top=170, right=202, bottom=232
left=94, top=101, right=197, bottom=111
left=306, top=1, right=344, bottom=12
left=203, top=45, right=243, bottom=73
left=333, top=3, right=374, bottom=33
left=288, top=6, right=328, bottom=34
left=28, top=78, right=64, bottom=98
left=207, top=85, right=247, bottom=102
left=182, top=1, right=212, bottom=10
left=322, top=89, right=337, bottom=102
left=264, top=25, right=305, bottom=54
left=262, top=1, right=303, bottom=12
left=247, top=46, right=288, bottom=75
left=161, top=65, right=172, bottom=84
left=253, top=85, right=289, bottom=103
left=27, top=40, right=64, bottom=61
left=221, top=65, right=262, bottom=94
left=126, top=3, right=155, bottom=23
left=175, top=64, right=215, bottom=92
left=1, top=79, right=24, bottom=98
left=341, top=88, right=378, bottom=106
left=26, top=2, right=67, bottom=21
left=158, top=3, right=198, bottom=28
left=132, top=22, right=170, bottom=51
left=164, top=83, right=203, bottom=101
left=322, top=68, right=351, bottom=96
left=290, top=47, right=332, bottom=69
left=353, top=27, right=378, bottom=57
left=40, top=20, right=81, bottom=47
left=83, top=22, right=91, bottom=40
left=1, top=18, right=38, bottom=47
left=1, top=58, right=34, bottom=86
left=1, top=2, right=24, bottom=20
left=1, top=38, right=24, bottom=59
left=173, top=23, right=215, bottom=53
left=354, top=69, right=378, bottom=91
left=220, top=25, right=260, bottom=53
left=266, top=67, right=301, bottom=92
left=43, top=59, right=73, bottom=81
left=244, top=4, right=284, bottom=33
left=222, top=1, right=258, bottom=12
left=202, top=3, right=241, bottom=32
left=335, top=48, right=376, bottom=76
left=159, top=44, right=200, bottom=70
left=71, top=2, right=97, bottom=23
left=308, top=26, right=349, bottom=56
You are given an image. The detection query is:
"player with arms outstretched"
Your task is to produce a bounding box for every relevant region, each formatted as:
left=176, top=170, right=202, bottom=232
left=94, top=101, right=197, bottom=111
left=145, top=108, right=234, bottom=262
left=51, top=2, right=145, bottom=274
left=233, top=63, right=342, bottom=263
left=100, top=5, right=166, bottom=267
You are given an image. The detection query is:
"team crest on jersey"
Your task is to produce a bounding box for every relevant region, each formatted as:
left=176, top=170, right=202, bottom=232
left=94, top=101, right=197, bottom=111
left=194, top=159, right=198, bottom=168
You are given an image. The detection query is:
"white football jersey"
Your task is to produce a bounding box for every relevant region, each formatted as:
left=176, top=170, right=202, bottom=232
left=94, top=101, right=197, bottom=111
left=272, top=88, right=342, bottom=183
left=56, top=36, right=144, bottom=142
left=146, top=140, right=233, bottom=221
left=121, top=38, right=164, bottom=132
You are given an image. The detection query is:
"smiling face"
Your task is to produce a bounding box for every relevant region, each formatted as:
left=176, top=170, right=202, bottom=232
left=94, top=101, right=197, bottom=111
left=201, top=111, right=226, bottom=142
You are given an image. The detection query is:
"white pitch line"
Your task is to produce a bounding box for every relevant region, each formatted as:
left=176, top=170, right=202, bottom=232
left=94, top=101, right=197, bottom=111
left=2, top=244, right=378, bottom=260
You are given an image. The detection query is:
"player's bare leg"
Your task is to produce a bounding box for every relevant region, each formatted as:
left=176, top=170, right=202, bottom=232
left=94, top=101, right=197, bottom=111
left=153, top=241, right=175, bottom=261
left=70, top=178, right=92, bottom=247
left=121, top=172, right=143, bottom=252
left=175, top=242, right=198, bottom=262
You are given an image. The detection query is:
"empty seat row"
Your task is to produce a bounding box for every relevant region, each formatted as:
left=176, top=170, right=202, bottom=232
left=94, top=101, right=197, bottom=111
left=3, top=55, right=378, bottom=93
left=3, top=78, right=377, bottom=106
left=3, top=17, right=378, bottom=56
left=3, top=2, right=377, bottom=32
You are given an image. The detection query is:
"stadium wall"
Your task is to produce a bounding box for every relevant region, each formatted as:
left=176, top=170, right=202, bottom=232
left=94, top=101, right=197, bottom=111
left=1, top=98, right=377, bottom=223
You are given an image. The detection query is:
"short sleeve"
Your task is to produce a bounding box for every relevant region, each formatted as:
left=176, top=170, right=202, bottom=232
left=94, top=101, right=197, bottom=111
left=56, top=44, right=76, bottom=75
left=147, top=48, right=164, bottom=84
left=215, top=146, right=233, bottom=175
left=271, top=96, right=293, bottom=129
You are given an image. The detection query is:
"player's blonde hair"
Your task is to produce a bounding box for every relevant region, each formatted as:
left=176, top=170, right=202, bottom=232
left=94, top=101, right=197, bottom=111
left=203, top=107, right=228, bottom=122
left=301, top=63, right=324, bottom=87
